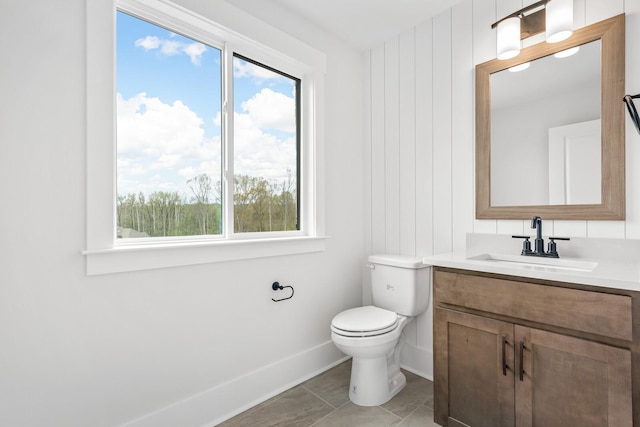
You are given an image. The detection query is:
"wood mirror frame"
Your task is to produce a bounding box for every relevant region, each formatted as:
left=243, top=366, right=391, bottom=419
left=476, top=14, right=625, bottom=220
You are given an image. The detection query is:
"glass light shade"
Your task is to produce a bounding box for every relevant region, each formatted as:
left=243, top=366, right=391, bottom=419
left=497, top=17, right=521, bottom=60
left=546, top=0, right=573, bottom=43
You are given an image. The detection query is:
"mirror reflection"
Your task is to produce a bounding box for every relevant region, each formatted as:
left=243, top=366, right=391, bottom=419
left=490, top=40, right=601, bottom=207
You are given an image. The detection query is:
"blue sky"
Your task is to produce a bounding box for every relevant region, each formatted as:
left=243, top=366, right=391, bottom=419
left=116, top=11, right=297, bottom=200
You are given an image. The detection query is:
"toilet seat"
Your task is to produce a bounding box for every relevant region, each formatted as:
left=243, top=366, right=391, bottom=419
left=331, top=306, right=398, bottom=337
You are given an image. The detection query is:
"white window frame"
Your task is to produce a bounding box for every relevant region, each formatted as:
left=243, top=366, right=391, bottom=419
left=84, top=0, right=327, bottom=275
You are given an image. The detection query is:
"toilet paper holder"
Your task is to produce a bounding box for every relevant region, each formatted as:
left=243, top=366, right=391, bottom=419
left=271, top=281, right=295, bottom=302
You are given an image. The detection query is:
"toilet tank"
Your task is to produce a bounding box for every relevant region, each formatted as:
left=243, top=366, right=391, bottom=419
left=369, top=254, right=431, bottom=316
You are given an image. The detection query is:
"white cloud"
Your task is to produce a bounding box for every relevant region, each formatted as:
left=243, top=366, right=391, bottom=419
left=240, top=88, right=295, bottom=133
left=116, top=92, right=221, bottom=195
left=233, top=57, right=285, bottom=81
left=117, top=93, right=205, bottom=156
left=183, top=42, right=207, bottom=66
left=159, top=39, right=182, bottom=56
left=233, top=112, right=296, bottom=182
left=135, top=35, right=160, bottom=50
left=178, top=166, right=197, bottom=179
left=213, top=111, right=222, bottom=127
left=135, top=35, right=207, bottom=66
left=116, top=90, right=296, bottom=197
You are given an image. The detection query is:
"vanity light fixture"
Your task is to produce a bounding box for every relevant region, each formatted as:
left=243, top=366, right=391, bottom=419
left=492, top=0, right=573, bottom=60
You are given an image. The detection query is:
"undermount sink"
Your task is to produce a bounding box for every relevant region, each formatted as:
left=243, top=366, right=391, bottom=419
left=467, top=253, right=598, bottom=272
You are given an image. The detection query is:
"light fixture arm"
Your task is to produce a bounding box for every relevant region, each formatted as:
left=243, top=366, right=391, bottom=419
left=491, top=0, right=550, bottom=29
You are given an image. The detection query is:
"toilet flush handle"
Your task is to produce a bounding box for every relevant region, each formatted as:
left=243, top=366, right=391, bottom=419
left=365, top=264, right=376, bottom=270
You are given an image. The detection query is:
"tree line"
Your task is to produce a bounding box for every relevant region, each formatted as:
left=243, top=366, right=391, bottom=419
left=116, top=172, right=297, bottom=238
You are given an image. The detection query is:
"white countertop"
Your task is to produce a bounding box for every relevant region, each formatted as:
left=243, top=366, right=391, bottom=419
left=423, top=234, right=640, bottom=292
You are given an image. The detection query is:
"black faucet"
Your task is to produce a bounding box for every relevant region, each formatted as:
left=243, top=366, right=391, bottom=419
left=512, top=216, right=570, bottom=258
left=531, top=216, right=544, bottom=255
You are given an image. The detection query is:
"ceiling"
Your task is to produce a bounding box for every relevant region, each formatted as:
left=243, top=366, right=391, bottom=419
left=226, top=0, right=465, bottom=50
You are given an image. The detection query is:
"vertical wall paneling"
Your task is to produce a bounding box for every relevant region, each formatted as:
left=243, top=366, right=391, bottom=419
left=472, top=0, right=499, bottom=234
left=363, top=51, right=373, bottom=304
left=397, top=30, right=420, bottom=348
left=415, top=20, right=435, bottom=257
left=497, top=220, right=526, bottom=235
left=472, top=0, right=497, bottom=65
left=584, top=0, right=626, bottom=238
left=553, top=220, right=588, bottom=237
left=399, top=29, right=418, bottom=256
left=497, top=0, right=523, bottom=25
left=451, top=0, right=475, bottom=251
left=384, top=39, right=401, bottom=254
left=574, top=0, right=587, bottom=28
left=585, top=0, right=623, bottom=25
left=432, top=10, right=454, bottom=254
left=495, top=0, right=526, bottom=235
left=370, top=45, right=386, bottom=254
left=366, top=0, right=636, bottom=254
left=625, top=0, right=640, bottom=239
left=587, top=221, right=626, bottom=238
left=413, top=19, right=436, bottom=354
left=364, top=0, right=639, bottom=379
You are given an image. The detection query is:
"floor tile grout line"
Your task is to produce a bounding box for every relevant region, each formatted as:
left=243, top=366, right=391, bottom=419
left=395, top=404, right=422, bottom=426
left=217, top=385, right=308, bottom=426
left=219, top=361, right=435, bottom=426
left=300, top=384, right=345, bottom=410
left=308, top=399, right=354, bottom=426
left=378, top=404, right=405, bottom=421
left=303, top=384, right=353, bottom=427
left=308, top=408, right=334, bottom=427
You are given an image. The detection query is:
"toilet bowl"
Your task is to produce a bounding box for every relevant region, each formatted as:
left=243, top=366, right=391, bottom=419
left=331, top=306, right=412, bottom=406
left=330, top=254, right=431, bottom=407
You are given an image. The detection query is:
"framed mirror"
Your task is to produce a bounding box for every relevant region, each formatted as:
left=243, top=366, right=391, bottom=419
left=476, top=14, right=625, bottom=220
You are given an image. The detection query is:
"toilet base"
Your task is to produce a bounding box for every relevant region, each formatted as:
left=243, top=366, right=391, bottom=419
left=348, top=356, right=407, bottom=406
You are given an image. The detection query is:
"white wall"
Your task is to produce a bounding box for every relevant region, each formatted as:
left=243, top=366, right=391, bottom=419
left=364, top=0, right=640, bottom=377
left=0, top=1, right=363, bottom=426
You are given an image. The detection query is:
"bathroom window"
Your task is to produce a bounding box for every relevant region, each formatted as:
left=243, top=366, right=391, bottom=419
left=232, top=54, right=300, bottom=233
left=116, top=12, right=300, bottom=240
left=85, top=0, right=326, bottom=274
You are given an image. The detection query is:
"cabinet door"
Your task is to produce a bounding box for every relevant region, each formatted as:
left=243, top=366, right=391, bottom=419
left=515, top=325, right=632, bottom=427
left=435, top=308, right=515, bottom=427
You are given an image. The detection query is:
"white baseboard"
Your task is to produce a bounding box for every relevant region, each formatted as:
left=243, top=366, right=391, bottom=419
left=120, top=341, right=347, bottom=427
left=400, top=343, right=433, bottom=381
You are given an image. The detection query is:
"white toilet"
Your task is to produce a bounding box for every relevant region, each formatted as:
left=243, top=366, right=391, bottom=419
left=330, top=254, right=431, bottom=406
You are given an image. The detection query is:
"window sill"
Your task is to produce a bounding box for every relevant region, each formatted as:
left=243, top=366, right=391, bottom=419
left=83, top=236, right=328, bottom=275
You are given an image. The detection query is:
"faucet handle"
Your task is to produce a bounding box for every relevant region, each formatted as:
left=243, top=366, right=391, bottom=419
left=547, top=237, right=570, bottom=257
left=512, top=235, right=533, bottom=255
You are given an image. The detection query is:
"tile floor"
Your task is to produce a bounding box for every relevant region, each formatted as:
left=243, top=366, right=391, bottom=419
left=217, top=359, right=439, bottom=426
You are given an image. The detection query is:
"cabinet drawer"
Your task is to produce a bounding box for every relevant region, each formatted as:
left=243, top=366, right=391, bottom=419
left=434, top=269, right=632, bottom=341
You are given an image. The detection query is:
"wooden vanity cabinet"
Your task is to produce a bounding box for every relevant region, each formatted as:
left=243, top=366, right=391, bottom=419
left=433, top=267, right=634, bottom=427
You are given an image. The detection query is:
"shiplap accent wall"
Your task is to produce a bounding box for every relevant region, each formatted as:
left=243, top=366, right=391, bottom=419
left=363, top=0, right=640, bottom=377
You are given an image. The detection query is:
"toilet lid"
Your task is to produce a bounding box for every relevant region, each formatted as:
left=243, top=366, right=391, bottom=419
left=331, top=306, right=398, bottom=336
